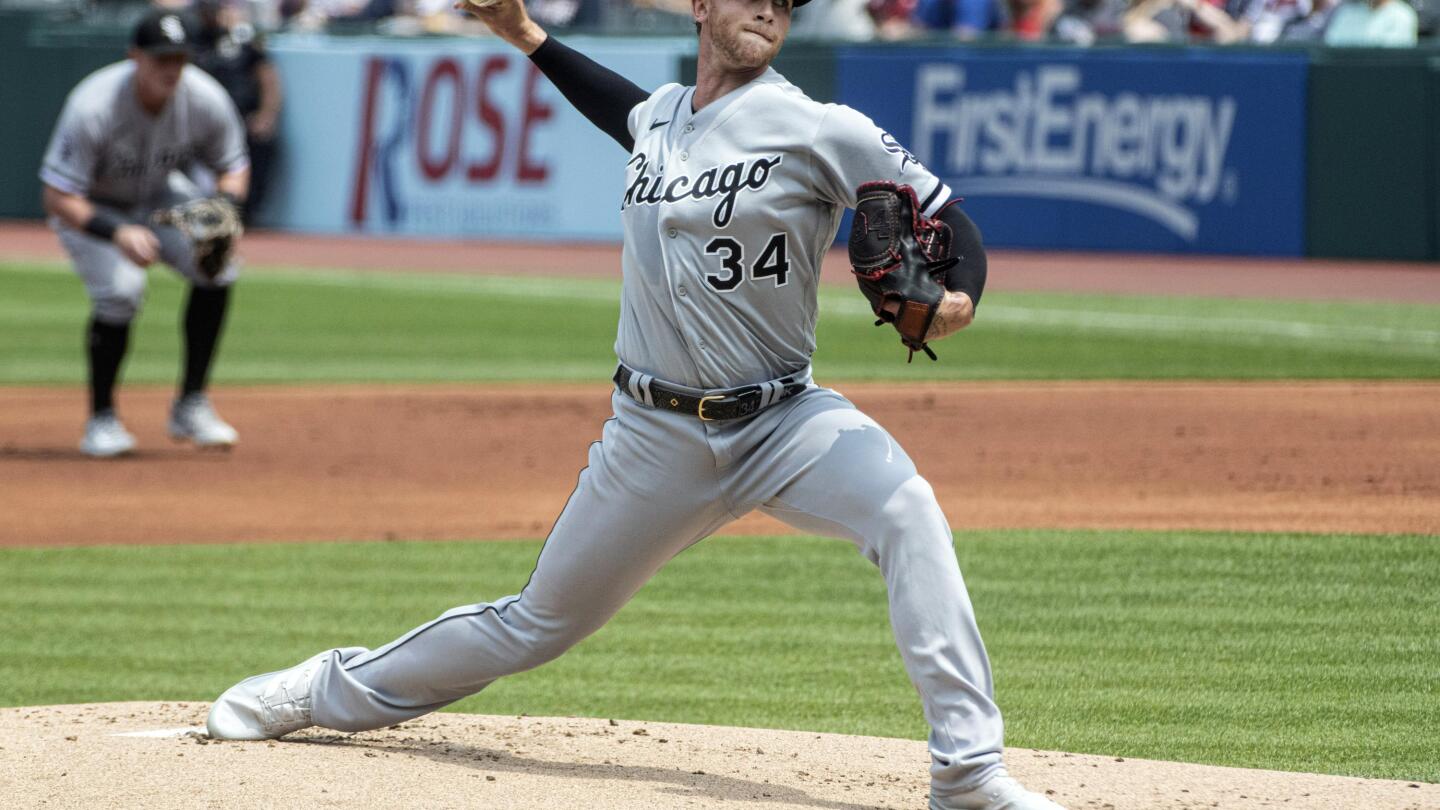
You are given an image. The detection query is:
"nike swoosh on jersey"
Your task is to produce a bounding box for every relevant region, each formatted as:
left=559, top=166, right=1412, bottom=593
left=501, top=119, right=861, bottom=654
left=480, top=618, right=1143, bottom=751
left=649, top=120, right=670, bottom=130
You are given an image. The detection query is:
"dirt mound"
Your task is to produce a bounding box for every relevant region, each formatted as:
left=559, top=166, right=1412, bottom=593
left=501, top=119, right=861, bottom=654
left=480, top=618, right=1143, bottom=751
left=2, top=702, right=1434, bottom=809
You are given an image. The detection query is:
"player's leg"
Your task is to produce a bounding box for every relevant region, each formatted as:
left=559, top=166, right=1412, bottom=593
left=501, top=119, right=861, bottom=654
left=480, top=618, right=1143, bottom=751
left=725, top=388, right=1052, bottom=807
left=56, top=224, right=149, bottom=457
left=153, top=172, right=241, bottom=448
left=208, top=393, right=734, bottom=738
left=242, top=135, right=277, bottom=225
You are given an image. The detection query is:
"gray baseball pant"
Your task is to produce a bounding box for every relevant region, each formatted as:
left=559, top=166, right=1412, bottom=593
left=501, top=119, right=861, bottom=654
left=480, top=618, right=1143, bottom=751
left=307, top=386, right=1006, bottom=794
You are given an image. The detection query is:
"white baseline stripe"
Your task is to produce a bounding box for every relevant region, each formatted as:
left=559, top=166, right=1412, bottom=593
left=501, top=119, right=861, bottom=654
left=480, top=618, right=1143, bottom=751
left=270, top=268, right=1440, bottom=353
left=24, top=262, right=1421, bottom=354
left=820, top=296, right=1440, bottom=352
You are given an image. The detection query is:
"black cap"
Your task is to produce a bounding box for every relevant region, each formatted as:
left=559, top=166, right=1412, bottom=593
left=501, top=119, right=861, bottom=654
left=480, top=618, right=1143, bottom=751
left=132, top=10, right=194, bottom=56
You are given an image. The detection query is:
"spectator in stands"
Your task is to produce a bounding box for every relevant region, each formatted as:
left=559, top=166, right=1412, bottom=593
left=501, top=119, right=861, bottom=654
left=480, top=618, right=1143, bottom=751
left=1123, top=0, right=1188, bottom=39
left=192, top=0, right=283, bottom=223
left=1412, top=0, right=1439, bottom=35
left=1233, top=0, right=1309, bottom=40
left=1124, top=0, right=1244, bottom=41
left=911, top=0, right=1006, bottom=36
left=1006, top=0, right=1061, bottom=37
left=866, top=0, right=923, bottom=38
left=1054, top=0, right=1130, bottom=41
left=1323, top=0, right=1418, bottom=42
left=1276, top=0, right=1334, bottom=38
left=512, top=0, right=604, bottom=27
left=276, top=0, right=309, bottom=27
left=789, top=0, right=880, bottom=39
left=285, top=0, right=374, bottom=28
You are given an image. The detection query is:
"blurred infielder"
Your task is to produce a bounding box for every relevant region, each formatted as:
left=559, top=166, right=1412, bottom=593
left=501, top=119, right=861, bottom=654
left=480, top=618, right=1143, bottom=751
left=40, top=10, right=248, bottom=458
left=208, top=0, right=1062, bottom=806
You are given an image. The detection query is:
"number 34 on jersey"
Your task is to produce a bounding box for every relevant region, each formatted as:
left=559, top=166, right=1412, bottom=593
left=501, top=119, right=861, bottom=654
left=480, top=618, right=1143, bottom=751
left=703, top=233, right=789, bottom=292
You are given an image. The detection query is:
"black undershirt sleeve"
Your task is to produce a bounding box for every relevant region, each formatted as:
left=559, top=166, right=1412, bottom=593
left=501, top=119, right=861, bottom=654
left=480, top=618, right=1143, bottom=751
left=935, top=201, right=987, bottom=308
left=527, top=36, right=651, bottom=152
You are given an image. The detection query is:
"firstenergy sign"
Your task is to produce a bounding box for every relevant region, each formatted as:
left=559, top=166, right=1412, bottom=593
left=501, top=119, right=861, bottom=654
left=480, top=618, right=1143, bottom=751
left=913, top=64, right=1239, bottom=242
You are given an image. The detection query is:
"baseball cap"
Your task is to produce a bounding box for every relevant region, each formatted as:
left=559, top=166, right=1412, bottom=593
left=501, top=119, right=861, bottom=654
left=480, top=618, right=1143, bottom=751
left=132, top=10, right=194, bottom=56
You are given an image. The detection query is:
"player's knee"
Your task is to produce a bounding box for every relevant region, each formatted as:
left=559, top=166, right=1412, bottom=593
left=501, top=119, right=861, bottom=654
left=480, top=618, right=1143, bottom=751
left=92, top=292, right=143, bottom=324
left=883, top=476, right=940, bottom=521
left=501, top=608, right=593, bottom=670
left=864, top=476, right=947, bottom=557
left=514, top=626, right=584, bottom=670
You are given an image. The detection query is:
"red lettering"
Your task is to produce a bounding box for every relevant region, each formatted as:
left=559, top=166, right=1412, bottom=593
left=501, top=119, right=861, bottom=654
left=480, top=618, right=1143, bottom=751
left=467, top=56, right=508, bottom=182
left=416, top=58, right=464, bottom=182
left=517, top=64, right=552, bottom=184
left=349, top=57, right=387, bottom=225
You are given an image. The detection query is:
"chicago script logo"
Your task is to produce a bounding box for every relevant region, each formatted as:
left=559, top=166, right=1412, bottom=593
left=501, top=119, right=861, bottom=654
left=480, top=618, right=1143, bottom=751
left=622, top=152, right=783, bottom=228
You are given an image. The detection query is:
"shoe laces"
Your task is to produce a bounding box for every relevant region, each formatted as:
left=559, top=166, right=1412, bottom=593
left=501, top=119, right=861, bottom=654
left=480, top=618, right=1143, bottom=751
left=259, top=664, right=316, bottom=729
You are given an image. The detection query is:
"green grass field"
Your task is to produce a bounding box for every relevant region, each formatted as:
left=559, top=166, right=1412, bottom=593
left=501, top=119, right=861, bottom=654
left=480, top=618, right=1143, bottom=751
left=1, top=532, right=1436, bottom=781
left=3, top=260, right=1438, bottom=383
left=3, top=258, right=1437, bottom=784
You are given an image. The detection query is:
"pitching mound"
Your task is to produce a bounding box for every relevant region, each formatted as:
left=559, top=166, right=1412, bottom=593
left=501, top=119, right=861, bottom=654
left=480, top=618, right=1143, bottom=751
left=3, top=703, right=1435, bottom=809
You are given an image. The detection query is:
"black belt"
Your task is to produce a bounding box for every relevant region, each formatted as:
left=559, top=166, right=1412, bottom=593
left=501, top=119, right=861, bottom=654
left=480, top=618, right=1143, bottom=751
left=613, top=365, right=806, bottom=422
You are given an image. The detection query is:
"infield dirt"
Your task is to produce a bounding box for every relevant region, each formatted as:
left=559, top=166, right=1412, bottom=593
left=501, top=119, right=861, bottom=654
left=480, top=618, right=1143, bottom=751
left=2, top=381, right=1437, bottom=546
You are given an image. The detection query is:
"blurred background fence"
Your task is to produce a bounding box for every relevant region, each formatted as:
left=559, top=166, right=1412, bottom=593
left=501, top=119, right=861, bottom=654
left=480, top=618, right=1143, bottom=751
left=2, top=3, right=1438, bottom=258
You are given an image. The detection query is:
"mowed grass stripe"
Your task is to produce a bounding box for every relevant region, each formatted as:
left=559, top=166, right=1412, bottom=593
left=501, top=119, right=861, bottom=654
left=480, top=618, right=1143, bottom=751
left=245, top=266, right=1440, bottom=352
left=0, top=531, right=1436, bottom=782
left=2, top=261, right=1437, bottom=382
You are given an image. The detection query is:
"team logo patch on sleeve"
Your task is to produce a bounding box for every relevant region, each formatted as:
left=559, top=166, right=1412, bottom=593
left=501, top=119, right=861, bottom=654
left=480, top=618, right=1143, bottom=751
left=881, top=132, right=919, bottom=174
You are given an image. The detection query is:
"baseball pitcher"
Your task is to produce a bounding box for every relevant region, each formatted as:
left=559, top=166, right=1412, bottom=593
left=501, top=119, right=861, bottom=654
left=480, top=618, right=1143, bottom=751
left=40, top=10, right=249, bottom=457
left=207, top=1, right=1063, bottom=807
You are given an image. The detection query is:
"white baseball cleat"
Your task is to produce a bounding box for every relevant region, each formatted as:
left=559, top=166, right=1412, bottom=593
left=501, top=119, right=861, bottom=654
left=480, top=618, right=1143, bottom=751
left=168, top=393, right=238, bottom=448
left=932, top=774, right=1069, bottom=810
left=206, top=650, right=332, bottom=740
left=79, top=411, right=137, bottom=458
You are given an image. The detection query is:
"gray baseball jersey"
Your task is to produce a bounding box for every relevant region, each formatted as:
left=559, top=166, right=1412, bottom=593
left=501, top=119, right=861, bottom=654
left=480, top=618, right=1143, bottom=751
left=40, top=60, right=248, bottom=210
left=273, top=68, right=1007, bottom=803
left=617, top=68, right=951, bottom=389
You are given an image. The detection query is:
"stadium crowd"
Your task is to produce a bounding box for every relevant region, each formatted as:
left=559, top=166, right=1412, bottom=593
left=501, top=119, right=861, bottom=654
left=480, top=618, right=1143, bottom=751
left=135, top=0, right=1432, bottom=43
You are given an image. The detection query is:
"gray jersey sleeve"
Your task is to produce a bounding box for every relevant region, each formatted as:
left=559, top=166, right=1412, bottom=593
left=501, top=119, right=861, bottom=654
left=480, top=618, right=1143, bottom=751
left=189, top=69, right=250, bottom=174
left=39, top=93, right=102, bottom=196
left=810, top=104, right=952, bottom=217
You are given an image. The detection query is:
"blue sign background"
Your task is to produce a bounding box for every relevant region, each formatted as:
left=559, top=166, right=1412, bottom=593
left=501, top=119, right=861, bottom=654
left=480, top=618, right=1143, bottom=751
left=837, top=48, right=1308, bottom=255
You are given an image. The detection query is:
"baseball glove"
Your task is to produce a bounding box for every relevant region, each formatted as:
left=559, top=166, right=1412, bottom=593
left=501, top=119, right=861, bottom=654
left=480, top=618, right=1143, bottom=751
left=152, top=195, right=244, bottom=279
left=848, top=181, right=958, bottom=362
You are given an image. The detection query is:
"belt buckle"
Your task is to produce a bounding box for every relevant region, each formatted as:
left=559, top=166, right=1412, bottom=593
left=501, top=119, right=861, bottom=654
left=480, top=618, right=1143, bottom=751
left=697, top=394, right=725, bottom=421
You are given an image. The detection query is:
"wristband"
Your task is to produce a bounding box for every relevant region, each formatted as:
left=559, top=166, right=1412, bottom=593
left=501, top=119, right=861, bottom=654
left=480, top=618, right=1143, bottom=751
left=82, top=210, right=125, bottom=242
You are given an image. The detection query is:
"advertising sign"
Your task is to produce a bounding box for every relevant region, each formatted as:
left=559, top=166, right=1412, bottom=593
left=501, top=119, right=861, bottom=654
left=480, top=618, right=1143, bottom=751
left=839, top=49, right=1308, bottom=255
left=266, top=35, right=690, bottom=238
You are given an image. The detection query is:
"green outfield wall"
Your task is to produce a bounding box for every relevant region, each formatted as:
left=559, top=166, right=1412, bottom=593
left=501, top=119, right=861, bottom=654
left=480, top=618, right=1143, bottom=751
left=1306, top=49, right=1438, bottom=260
left=0, top=11, right=128, bottom=223
left=3, top=11, right=1439, bottom=260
